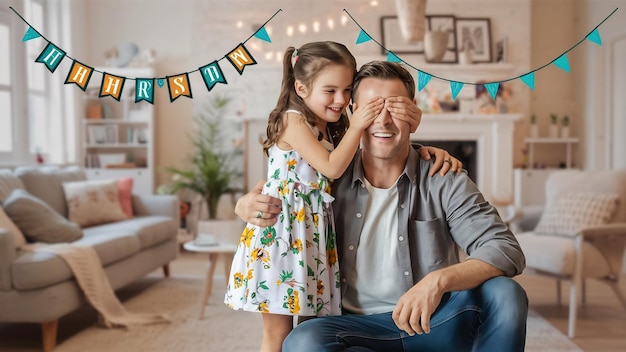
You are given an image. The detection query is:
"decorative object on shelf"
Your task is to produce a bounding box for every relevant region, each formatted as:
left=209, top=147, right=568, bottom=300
left=426, top=15, right=458, bottom=63
left=380, top=16, right=424, bottom=54
left=393, top=0, right=427, bottom=42
left=495, top=37, right=508, bottom=63
left=454, top=18, right=492, bottom=63
left=458, top=46, right=473, bottom=65
left=529, top=115, right=539, bottom=138
left=549, top=113, right=559, bottom=138
left=165, top=95, right=243, bottom=220
left=561, top=115, right=570, bottom=138
left=424, top=31, right=449, bottom=63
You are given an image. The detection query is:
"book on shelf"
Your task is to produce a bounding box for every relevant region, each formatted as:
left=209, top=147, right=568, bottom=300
left=87, top=125, right=119, bottom=144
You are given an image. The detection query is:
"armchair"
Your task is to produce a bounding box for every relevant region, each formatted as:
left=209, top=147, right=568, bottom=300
left=511, top=169, right=626, bottom=338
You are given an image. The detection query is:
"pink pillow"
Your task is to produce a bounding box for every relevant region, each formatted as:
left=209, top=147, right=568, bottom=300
left=117, top=177, right=134, bottom=218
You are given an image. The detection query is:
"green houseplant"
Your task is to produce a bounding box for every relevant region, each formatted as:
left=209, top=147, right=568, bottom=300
left=165, top=95, right=243, bottom=219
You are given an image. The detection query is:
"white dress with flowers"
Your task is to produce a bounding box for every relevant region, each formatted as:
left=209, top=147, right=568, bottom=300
left=225, top=125, right=341, bottom=317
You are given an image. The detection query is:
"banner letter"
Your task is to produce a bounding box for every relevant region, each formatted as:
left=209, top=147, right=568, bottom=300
left=35, top=42, right=66, bottom=73
left=64, top=61, right=93, bottom=91
left=99, top=73, right=126, bottom=101
left=135, top=78, right=155, bottom=104
left=167, top=73, right=193, bottom=102
left=199, top=61, right=227, bottom=92
left=226, top=44, right=257, bottom=75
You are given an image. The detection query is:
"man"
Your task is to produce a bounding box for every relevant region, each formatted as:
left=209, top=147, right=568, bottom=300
left=237, top=61, right=527, bottom=351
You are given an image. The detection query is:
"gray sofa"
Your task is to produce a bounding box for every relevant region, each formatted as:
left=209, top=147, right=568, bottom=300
left=0, top=166, right=179, bottom=352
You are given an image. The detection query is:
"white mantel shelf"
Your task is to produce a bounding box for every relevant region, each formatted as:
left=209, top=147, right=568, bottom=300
left=411, top=113, right=524, bottom=204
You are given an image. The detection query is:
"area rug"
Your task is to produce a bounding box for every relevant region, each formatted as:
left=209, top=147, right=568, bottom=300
left=54, top=275, right=582, bottom=352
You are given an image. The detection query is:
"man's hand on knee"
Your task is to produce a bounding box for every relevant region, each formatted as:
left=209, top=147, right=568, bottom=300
left=392, top=274, right=444, bottom=336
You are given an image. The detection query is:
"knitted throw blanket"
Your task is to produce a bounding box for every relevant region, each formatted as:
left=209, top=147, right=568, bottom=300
left=24, top=243, right=169, bottom=328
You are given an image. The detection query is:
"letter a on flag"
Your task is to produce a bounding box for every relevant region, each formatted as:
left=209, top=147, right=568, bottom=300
left=64, top=60, right=93, bottom=91
left=99, top=73, right=126, bottom=101
left=227, top=44, right=257, bottom=75
left=135, top=78, right=155, bottom=104
left=35, top=42, right=66, bottom=73
left=167, top=73, right=193, bottom=102
left=199, top=61, right=228, bottom=92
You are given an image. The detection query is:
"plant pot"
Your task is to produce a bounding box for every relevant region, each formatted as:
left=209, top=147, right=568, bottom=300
left=549, top=125, right=559, bottom=138
left=561, top=126, right=570, bottom=138
left=424, top=31, right=449, bottom=63
left=394, top=0, right=427, bottom=42
left=530, top=124, right=539, bottom=138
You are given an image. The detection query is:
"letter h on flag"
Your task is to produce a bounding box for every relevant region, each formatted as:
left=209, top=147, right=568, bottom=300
left=99, top=73, right=126, bottom=101
left=64, top=60, right=93, bottom=91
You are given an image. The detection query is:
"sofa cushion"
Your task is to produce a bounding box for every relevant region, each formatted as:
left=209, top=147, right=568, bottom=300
left=3, top=189, right=83, bottom=244
left=63, top=179, right=128, bottom=227
left=11, top=231, right=141, bottom=290
left=535, top=192, right=619, bottom=237
left=118, top=177, right=134, bottom=218
left=15, top=166, right=86, bottom=218
left=83, top=216, right=177, bottom=250
left=0, top=206, right=27, bottom=248
left=516, top=231, right=611, bottom=278
left=0, top=169, right=26, bottom=203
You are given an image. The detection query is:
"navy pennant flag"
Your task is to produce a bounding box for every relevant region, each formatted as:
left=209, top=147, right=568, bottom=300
left=199, top=61, right=228, bottom=92
left=226, top=44, right=257, bottom=75
left=35, top=42, right=66, bottom=73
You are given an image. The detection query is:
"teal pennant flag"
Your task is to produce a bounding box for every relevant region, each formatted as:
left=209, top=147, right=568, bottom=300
left=520, top=72, right=535, bottom=90
left=35, top=42, right=66, bottom=73
left=553, top=54, right=571, bottom=72
left=356, top=30, right=371, bottom=44
left=199, top=61, right=228, bottom=91
left=387, top=51, right=402, bottom=63
left=484, top=83, right=500, bottom=100
left=157, top=78, right=164, bottom=88
left=417, top=70, right=432, bottom=92
left=450, top=81, right=464, bottom=101
left=254, top=26, right=271, bottom=43
left=135, top=78, right=155, bottom=104
left=22, top=26, right=40, bottom=42
left=586, top=28, right=602, bottom=45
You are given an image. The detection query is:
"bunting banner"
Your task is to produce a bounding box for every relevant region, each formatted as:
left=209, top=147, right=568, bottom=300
left=346, top=7, right=619, bottom=100
left=10, top=7, right=282, bottom=104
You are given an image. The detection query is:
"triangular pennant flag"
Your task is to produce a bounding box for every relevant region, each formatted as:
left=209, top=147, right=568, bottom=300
left=35, top=42, right=66, bottom=73
left=553, top=54, right=571, bottom=72
left=586, top=28, right=602, bottom=45
left=99, top=73, right=126, bottom=101
left=254, top=26, right=272, bottom=43
left=167, top=73, right=193, bottom=102
left=22, top=26, right=40, bottom=42
left=387, top=51, right=402, bottom=63
left=450, top=81, right=464, bottom=101
left=520, top=72, right=535, bottom=90
left=135, top=78, right=155, bottom=104
left=484, top=82, right=500, bottom=100
left=64, top=60, right=94, bottom=91
left=227, top=44, right=257, bottom=75
left=356, top=30, right=372, bottom=44
left=417, top=70, right=432, bottom=92
left=199, top=61, right=228, bottom=92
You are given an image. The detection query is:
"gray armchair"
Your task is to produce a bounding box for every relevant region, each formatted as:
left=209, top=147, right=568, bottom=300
left=510, top=169, right=626, bottom=338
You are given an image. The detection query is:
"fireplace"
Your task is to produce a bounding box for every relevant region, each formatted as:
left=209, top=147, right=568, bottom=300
left=413, top=140, right=477, bottom=183
left=411, top=113, right=523, bottom=204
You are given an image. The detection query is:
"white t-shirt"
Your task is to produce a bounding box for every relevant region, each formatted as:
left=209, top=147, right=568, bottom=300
left=342, top=178, right=405, bottom=315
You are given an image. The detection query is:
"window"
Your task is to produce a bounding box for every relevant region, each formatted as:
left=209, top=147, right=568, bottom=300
left=0, top=13, right=14, bottom=153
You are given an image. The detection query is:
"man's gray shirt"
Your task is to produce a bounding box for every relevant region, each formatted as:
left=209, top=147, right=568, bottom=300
left=332, top=148, right=526, bottom=301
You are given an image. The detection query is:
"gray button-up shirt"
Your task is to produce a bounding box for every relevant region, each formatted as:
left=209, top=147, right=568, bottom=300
left=332, top=148, right=525, bottom=300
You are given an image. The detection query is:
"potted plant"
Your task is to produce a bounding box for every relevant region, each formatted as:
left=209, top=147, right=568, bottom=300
left=549, top=113, right=559, bottom=138
left=529, top=114, right=539, bottom=138
left=165, top=95, right=243, bottom=222
left=561, top=115, right=570, bottom=138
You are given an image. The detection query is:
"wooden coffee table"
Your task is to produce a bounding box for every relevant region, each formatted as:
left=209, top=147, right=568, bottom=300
left=183, top=240, right=237, bottom=319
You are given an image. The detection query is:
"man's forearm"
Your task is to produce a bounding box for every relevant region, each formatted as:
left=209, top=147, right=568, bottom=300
left=429, top=259, right=504, bottom=293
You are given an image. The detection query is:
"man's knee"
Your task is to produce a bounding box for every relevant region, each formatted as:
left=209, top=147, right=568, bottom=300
left=283, top=318, right=326, bottom=352
left=481, top=276, right=528, bottom=320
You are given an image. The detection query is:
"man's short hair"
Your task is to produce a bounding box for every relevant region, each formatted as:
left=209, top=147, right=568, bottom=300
left=352, top=61, right=416, bottom=102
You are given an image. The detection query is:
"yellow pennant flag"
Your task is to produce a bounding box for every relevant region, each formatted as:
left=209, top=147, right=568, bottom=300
left=167, top=73, right=192, bottom=102
left=64, top=60, right=93, bottom=91
left=99, top=73, right=126, bottom=101
left=226, top=44, right=257, bottom=75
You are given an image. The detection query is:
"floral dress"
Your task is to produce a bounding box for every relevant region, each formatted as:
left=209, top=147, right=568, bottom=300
left=225, top=127, right=341, bottom=317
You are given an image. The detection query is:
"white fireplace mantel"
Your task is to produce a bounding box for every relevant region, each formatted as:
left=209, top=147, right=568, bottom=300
left=412, top=113, right=523, bottom=204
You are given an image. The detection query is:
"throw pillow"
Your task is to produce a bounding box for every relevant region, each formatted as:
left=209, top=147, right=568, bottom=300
left=63, top=179, right=128, bottom=227
left=118, top=177, right=134, bottom=218
left=2, top=189, right=83, bottom=243
left=0, top=206, right=27, bottom=248
left=535, top=192, right=620, bottom=236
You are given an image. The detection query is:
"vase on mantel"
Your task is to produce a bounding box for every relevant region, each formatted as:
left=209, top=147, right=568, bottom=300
left=561, top=126, right=570, bottom=138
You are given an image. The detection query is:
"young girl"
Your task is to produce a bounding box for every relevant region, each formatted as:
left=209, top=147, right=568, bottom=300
left=225, top=41, right=384, bottom=351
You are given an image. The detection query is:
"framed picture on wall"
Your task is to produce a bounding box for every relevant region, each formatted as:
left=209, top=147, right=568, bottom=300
left=455, top=18, right=492, bottom=63
left=426, top=15, right=458, bottom=63
left=380, top=16, right=425, bottom=55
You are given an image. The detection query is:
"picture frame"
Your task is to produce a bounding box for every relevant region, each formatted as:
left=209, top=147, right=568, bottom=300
left=455, top=18, right=492, bottom=63
left=426, top=15, right=458, bottom=63
left=380, top=16, right=425, bottom=55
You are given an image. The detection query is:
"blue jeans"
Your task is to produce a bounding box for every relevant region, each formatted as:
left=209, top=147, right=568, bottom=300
left=283, top=276, right=528, bottom=352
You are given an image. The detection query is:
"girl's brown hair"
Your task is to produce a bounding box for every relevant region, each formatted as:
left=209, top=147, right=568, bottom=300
left=262, top=41, right=356, bottom=155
